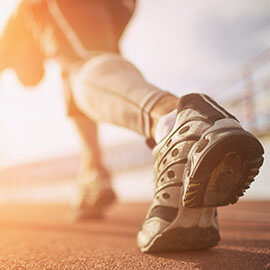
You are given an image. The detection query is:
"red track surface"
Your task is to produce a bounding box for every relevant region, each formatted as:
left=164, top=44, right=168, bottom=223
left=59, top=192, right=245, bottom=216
left=0, top=201, right=269, bottom=270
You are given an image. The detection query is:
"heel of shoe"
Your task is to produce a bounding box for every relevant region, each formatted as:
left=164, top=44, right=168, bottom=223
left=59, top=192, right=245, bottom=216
left=183, top=129, right=264, bottom=208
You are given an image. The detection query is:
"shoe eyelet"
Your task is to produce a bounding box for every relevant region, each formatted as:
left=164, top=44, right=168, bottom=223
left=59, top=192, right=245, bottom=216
left=167, top=170, right=175, bottom=178
left=163, top=193, right=170, bottom=199
left=179, top=126, right=190, bottom=135
left=172, top=148, right=179, bottom=157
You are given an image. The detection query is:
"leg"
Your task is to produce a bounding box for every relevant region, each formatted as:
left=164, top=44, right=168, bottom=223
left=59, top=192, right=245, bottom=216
left=70, top=52, right=178, bottom=141
left=69, top=113, right=116, bottom=220
left=69, top=52, right=264, bottom=252
left=62, top=72, right=116, bottom=220
left=71, top=113, right=104, bottom=174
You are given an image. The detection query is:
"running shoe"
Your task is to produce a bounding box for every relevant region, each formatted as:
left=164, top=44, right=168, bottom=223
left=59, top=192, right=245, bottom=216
left=71, top=168, right=116, bottom=220
left=137, top=93, right=264, bottom=252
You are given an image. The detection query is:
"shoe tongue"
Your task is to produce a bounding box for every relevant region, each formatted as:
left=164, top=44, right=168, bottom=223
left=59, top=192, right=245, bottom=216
left=154, top=109, right=177, bottom=143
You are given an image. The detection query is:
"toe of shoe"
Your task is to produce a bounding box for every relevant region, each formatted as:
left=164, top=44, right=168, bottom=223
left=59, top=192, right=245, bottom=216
left=137, top=217, right=170, bottom=252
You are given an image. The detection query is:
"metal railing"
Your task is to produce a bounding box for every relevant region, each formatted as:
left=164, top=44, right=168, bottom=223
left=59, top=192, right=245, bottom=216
left=209, top=47, right=270, bottom=136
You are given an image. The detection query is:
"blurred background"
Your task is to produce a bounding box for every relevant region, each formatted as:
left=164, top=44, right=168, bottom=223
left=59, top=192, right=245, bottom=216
left=0, top=0, right=269, bottom=203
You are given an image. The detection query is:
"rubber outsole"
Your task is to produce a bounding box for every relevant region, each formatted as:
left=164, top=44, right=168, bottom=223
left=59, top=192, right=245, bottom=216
left=142, top=226, right=220, bottom=253
left=183, top=129, right=264, bottom=208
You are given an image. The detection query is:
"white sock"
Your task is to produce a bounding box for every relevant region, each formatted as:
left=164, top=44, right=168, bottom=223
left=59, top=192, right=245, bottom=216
left=154, top=109, right=177, bottom=143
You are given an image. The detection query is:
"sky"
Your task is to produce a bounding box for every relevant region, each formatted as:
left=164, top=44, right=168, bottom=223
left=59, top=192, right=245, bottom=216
left=0, top=0, right=269, bottom=167
left=122, top=0, right=270, bottom=91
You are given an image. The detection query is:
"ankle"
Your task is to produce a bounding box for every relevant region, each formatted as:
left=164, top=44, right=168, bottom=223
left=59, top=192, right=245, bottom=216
left=154, top=109, right=177, bottom=143
left=149, top=95, right=178, bottom=139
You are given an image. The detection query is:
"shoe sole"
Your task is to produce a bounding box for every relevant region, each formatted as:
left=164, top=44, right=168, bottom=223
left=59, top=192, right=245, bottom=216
left=141, top=225, right=220, bottom=253
left=183, top=125, right=264, bottom=208
left=95, top=188, right=117, bottom=208
left=71, top=188, right=116, bottom=221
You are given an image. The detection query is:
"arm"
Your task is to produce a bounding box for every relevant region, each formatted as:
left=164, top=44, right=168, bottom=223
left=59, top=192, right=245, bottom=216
left=0, top=1, right=45, bottom=86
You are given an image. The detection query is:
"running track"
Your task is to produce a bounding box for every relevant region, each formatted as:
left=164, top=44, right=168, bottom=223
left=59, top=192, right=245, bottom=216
left=0, top=201, right=269, bottom=270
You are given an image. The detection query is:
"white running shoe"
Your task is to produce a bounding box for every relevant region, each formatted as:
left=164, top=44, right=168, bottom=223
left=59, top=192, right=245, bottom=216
left=71, top=168, right=116, bottom=221
left=137, top=93, right=264, bottom=252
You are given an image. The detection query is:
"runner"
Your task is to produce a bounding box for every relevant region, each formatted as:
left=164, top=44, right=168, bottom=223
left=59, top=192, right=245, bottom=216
left=0, top=0, right=264, bottom=252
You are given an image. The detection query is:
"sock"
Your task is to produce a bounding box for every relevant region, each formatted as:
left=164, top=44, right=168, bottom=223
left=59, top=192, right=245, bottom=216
left=154, top=109, right=177, bottom=143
